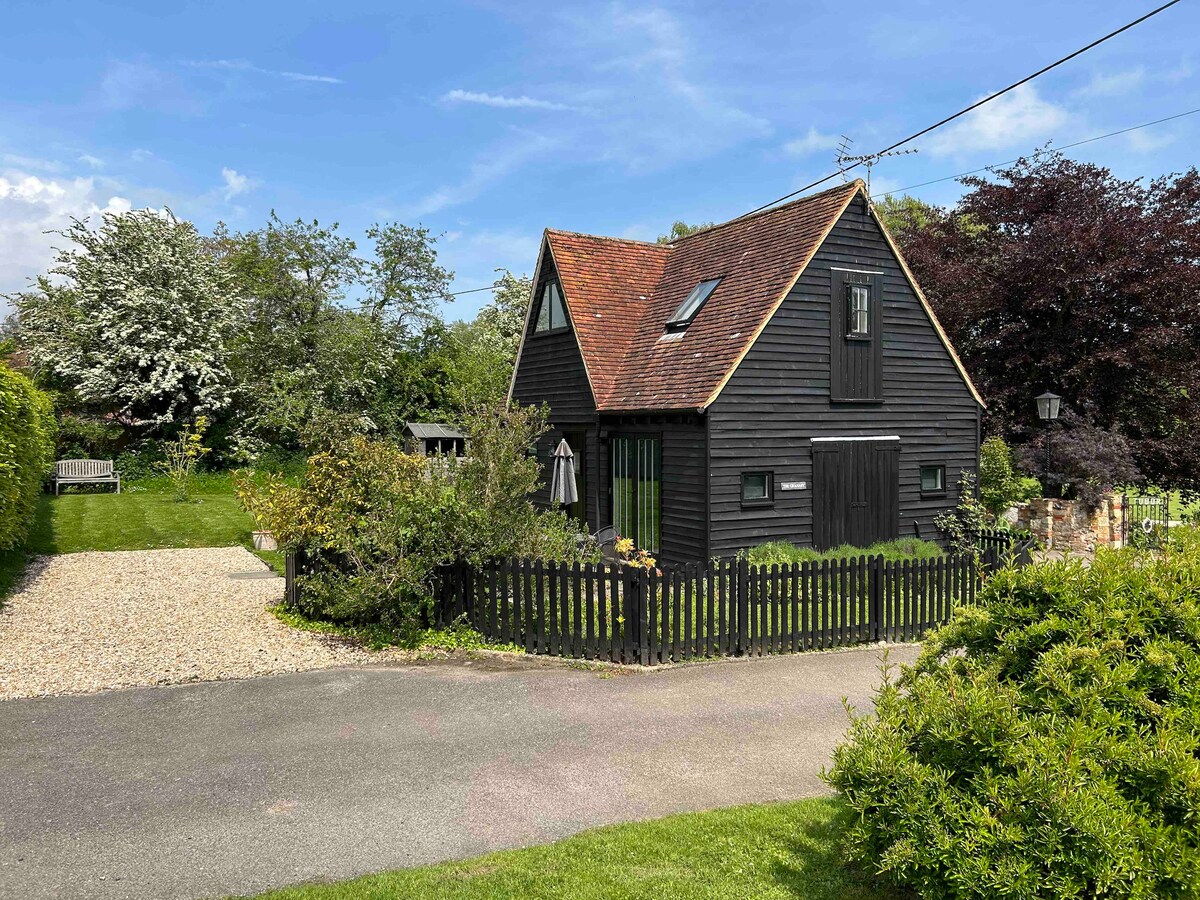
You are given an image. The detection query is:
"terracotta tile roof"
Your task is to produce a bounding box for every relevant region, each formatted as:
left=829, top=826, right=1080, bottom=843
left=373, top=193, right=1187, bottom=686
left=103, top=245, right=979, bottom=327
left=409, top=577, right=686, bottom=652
left=541, top=231, right=670, bottom=406
left=539, top=179, right=982, bottom=412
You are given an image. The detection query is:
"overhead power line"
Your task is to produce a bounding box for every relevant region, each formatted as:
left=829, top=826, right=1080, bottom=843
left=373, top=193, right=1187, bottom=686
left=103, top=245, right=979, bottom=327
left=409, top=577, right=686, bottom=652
left=735, top=0, right=1183, bottom=220
left=868, top=106, right=1200, bottom=198
left=337, top=280, right=504, bottom=314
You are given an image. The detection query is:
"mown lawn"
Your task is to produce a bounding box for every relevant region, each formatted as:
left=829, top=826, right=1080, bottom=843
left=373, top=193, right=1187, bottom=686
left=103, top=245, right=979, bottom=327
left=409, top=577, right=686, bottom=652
left=1, top=475, right=281, bottom=600
left=27, top=490, right=252, bottom=554
left=239, top=797, right=892, bottom=900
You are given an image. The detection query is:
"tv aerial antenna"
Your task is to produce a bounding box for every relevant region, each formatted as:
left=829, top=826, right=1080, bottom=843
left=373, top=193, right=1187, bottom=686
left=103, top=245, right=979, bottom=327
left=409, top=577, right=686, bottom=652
left=835, top=136, right=919, bottom=195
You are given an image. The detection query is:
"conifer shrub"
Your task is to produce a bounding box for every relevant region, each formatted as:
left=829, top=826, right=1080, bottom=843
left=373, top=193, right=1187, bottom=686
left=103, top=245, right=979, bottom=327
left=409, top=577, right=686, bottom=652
left=828, top=533, right=1200, bottom=899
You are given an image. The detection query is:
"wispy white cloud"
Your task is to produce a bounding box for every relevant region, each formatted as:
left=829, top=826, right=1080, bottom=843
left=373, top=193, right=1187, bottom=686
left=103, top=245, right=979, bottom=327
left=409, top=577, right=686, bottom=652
left=926, top=84, right=1068, bottom=156
left=1165, top=60, right=1194, bottom=83
left=1125, top=128, right=1176, bottom=154
left=400, top=132, right=558, bottom=219
left=554, top=4, right=771, bottom=172
left=783, top=127, right=841, bottom=156
left=78, top=153, right=105, bottom=169
left=443, top=89, right=570, bottom=111
left=1, top=153, right=63, bottom=173
left=1075, top=68, right=1146, bottom=98
left=100, top=60, right=203, bottom=115
left=184, top=59, right=343, bottom=84
left=0, top=168, right=132, bottom=304
left=220, top=167, right=256, bottom=201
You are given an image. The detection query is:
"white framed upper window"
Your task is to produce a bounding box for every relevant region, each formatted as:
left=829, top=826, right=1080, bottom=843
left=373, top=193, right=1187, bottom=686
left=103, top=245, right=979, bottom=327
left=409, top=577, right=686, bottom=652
left=846, top=280, right=871, bottom=338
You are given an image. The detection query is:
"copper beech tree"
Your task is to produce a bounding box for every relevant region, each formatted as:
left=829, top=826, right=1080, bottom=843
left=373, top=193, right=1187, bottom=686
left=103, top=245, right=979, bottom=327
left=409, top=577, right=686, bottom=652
left=884, top=151, right=1200, bottom=495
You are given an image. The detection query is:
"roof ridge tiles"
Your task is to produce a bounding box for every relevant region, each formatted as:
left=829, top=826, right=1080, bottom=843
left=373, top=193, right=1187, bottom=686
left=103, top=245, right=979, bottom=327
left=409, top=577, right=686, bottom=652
left=544, top=228, right=671, bottom=249
left=665, top=179, right=864, bottom=246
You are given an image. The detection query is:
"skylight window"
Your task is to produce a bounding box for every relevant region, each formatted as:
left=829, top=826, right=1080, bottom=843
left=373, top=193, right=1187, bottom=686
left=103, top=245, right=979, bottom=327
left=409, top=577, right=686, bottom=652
left=667, top=278, right=720, bottom=329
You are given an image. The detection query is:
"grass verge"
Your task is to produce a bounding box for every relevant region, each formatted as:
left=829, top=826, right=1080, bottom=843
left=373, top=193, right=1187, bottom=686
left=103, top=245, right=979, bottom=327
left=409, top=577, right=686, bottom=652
left=270, top=604, right=524, bottom=654
left=236, top=796, right=889, bottom=900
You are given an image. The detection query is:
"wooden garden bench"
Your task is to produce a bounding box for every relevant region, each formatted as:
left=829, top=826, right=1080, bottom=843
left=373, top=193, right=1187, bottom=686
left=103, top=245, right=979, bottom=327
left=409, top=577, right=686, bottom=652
left=54, top=459, right=121, bottom=495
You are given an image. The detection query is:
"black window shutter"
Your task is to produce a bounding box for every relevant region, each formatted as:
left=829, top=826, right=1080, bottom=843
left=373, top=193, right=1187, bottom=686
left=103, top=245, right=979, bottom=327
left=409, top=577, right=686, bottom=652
left=870, top=273, right=883, bottom=399
left=830, top=269, right=846, bottom=399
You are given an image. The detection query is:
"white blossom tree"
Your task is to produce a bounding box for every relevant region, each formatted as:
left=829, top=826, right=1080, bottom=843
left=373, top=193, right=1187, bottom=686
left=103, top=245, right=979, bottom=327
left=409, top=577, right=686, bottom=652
left=13, top=209, right=240, bottom=427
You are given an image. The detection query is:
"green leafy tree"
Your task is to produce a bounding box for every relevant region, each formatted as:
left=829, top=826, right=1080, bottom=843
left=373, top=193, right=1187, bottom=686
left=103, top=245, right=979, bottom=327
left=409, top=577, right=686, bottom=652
left=13, top=210, right=239, bottom=428
left=363, top=222, right=454, bottom=330
left=210, top=214, right=456, bottom=452
left=889, top=151, right=1200, bottom=493
left=978, top=436, right=1040, bottom=518
left=442, top=269, right=531, bottom=415
left=656, top=220, right=714, bottom=243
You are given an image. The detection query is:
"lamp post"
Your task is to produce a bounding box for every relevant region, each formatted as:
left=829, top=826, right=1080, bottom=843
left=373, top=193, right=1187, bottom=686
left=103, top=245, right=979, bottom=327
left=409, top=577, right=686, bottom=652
left=1035, top=391, right=1062, bottom=484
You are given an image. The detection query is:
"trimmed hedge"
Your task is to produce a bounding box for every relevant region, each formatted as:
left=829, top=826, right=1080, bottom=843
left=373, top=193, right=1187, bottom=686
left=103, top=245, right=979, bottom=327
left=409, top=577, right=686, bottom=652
left=828, top=533, right=1200, bottom=899
left=0, top=363, right=54, bottom=550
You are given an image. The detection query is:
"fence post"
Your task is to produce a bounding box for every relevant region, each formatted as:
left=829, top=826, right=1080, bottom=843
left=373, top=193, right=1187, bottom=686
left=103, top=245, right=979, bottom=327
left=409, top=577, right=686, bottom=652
left=622, top=567, right=646, bottom=665
left=870, top=554, right=883, bottom=642
left=635, top=568, right=650, bottom=665
left=284, top=551, right=296, bottom=606
left=736, top=559, right=749, bottom=656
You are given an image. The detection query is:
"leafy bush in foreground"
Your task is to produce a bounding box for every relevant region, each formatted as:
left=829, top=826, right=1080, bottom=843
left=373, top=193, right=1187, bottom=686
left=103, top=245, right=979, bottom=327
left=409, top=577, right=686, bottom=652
left=0, top=363, right=54, bottom=550
left=828, top=532, right=1200, bottom=899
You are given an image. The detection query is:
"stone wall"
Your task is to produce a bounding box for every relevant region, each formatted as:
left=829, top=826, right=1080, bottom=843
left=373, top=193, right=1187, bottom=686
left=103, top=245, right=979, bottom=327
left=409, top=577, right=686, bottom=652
left=1016, top=493, right=1126, bottom=553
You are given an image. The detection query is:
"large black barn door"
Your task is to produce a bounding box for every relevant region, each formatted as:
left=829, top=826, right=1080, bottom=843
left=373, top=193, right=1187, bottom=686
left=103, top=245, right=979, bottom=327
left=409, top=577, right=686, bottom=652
left=812, top=440, right=899, bottom=550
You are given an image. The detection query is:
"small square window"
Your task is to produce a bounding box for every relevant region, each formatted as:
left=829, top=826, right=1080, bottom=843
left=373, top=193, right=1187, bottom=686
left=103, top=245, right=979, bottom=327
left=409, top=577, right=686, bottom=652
left=846, top=281, right=871, bottom=338
left=741, top=471, right=773, bottom=505
left=920, top=465, right=946, bottom=494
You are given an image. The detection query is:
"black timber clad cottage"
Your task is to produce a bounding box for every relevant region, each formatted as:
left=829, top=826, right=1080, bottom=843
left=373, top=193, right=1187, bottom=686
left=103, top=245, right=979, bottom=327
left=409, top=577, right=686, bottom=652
left=510, top=180, right=984, bottom=565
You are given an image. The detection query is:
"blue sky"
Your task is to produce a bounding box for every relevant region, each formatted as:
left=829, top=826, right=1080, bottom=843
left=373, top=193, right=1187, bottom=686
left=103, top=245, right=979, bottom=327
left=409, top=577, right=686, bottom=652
left=1, top=0, right=1197, bottom=320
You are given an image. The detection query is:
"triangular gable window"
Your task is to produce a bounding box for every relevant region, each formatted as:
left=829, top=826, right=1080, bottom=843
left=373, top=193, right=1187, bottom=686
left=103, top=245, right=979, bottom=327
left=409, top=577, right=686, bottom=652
left=534, top=282, right=569, bottom=332
left=667, top=278, right=720, bottom=329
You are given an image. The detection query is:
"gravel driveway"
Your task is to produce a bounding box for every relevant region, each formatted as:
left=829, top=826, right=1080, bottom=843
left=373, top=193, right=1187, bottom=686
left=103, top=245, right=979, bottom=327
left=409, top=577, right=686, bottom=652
left=0, top=548, right=374, bottom=700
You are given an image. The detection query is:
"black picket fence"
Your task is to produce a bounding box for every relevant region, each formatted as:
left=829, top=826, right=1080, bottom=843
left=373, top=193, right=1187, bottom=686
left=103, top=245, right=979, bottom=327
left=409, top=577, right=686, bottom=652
left=433, top=553, right=986, bottom=665
left=286, top=534, right=1034, bottom=666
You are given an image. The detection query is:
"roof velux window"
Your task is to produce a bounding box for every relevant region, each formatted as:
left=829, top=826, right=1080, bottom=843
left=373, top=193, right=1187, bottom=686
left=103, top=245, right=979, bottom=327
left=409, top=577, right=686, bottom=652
left=666, top=278, right=720, bottom=329
left=534, top=282, right=569, bottom=333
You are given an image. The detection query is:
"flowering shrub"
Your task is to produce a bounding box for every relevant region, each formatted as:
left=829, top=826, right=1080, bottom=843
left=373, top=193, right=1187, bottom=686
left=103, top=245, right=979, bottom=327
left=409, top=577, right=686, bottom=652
left=0, top=363, right=54, bottom=550
left=828, top=532, right=1200, bottom=899
left=159, top=417, right=211, bottom=502
left=614, top=536, right=657, bottom=571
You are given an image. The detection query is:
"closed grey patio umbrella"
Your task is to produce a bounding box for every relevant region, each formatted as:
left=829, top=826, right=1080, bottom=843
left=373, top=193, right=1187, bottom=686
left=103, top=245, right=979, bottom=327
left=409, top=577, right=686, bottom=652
left=549, top=439, right=578, bottom=507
